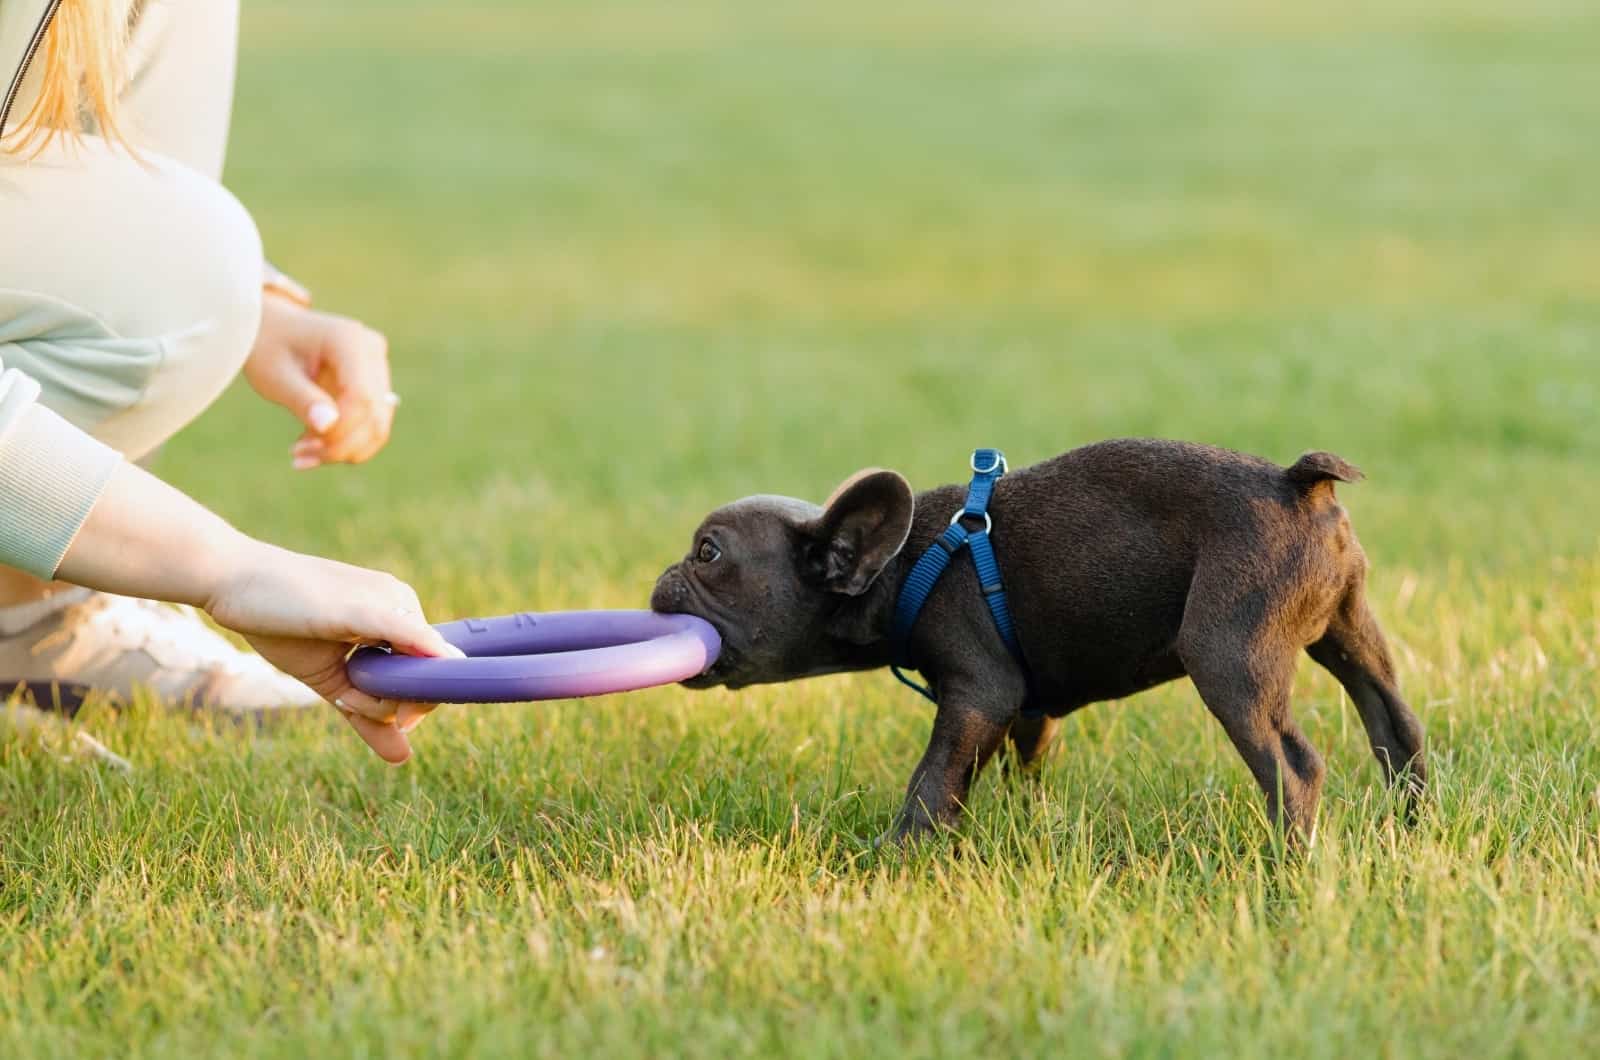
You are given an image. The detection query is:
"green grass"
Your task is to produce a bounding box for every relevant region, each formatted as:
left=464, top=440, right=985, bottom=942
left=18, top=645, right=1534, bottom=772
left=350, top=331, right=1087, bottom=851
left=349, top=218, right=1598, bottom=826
left=5, top=0, right=1600, bottom=1055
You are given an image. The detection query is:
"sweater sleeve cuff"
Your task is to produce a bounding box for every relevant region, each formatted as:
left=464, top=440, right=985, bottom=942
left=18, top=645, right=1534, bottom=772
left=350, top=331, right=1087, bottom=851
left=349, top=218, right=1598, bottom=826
left=0, top=404, right=122, bottom=579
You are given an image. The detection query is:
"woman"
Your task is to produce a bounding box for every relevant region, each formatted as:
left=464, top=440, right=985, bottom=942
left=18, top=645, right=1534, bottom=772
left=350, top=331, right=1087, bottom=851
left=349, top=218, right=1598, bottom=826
left=1, top=0, right=453, bottom=763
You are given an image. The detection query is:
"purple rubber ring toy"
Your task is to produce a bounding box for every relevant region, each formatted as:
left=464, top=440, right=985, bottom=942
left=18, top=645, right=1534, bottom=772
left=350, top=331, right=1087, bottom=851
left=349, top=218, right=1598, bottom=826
left=346, top=610, right=721, bottom=703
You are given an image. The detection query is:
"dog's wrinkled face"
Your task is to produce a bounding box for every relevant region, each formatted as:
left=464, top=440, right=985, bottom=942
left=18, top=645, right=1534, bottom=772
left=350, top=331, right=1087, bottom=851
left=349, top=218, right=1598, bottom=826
left=650, top=470, right=915, bottom=689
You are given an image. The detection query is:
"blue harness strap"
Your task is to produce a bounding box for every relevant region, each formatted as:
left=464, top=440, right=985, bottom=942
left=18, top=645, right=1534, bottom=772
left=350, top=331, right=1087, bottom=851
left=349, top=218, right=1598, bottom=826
left=890, top=448, right=1027, bottom=702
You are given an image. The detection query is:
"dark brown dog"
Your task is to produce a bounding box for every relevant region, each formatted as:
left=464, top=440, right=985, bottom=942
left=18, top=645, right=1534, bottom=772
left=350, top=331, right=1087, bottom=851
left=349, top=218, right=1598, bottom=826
left=650, top=439, right=1425, bottom=842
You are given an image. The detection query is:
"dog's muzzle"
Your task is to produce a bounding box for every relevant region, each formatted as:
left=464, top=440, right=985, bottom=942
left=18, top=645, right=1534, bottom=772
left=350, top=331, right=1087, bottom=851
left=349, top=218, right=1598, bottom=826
left=650, top=566, right=692, bottom=613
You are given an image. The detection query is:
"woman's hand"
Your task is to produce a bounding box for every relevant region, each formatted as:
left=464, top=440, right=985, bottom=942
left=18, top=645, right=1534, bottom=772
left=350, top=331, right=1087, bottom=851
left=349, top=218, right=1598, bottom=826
left=243, top=294, right=399, bottom=469
left=57, top=452, right=455, bottom=764
left=202, top=540, right=463, bottom=764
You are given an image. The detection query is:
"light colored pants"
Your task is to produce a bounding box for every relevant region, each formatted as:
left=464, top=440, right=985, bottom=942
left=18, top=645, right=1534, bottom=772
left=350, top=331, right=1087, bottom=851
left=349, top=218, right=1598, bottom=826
left=0, top=0, right=258, bottom=462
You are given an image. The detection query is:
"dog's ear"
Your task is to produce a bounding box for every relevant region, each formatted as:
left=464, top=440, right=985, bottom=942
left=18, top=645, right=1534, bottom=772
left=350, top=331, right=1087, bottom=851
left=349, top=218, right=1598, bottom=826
left=804, top=469, right=915, bottom=596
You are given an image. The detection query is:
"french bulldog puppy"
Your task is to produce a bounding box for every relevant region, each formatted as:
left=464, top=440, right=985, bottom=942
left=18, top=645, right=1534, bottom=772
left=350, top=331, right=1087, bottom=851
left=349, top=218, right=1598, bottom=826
left=651, top=439, right=1426, bottom=842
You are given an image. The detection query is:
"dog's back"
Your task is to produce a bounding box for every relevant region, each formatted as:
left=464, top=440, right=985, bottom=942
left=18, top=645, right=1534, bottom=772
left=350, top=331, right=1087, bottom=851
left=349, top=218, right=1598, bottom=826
left=923, top=439, right=1369, bottom=709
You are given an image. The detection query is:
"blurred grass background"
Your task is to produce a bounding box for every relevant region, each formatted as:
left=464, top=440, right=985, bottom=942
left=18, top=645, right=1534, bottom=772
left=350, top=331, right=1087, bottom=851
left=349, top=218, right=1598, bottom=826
left=4, top=1, right=1599, bottom=1056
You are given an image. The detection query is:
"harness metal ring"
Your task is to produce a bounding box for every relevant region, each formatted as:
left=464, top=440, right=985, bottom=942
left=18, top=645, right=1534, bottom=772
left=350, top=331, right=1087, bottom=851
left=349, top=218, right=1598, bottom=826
left=950, top=508, right=994, bottom=533
left=970, top=450, right=1007, bottom=475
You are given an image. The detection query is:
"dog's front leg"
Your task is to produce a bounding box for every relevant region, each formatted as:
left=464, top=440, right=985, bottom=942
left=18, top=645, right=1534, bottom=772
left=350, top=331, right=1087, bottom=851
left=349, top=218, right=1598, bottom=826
left=891, top=684, right=1018, bottom=842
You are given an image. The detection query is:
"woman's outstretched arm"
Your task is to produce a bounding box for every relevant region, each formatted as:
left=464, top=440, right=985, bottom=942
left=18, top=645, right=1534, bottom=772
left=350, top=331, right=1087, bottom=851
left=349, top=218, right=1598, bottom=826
left=60, top=458, right=460, bottom=762
left=0, top=381, right=457, bottom=763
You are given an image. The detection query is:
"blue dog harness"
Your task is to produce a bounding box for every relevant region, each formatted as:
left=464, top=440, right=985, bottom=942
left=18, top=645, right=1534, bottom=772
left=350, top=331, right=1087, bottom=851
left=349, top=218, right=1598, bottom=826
left=889, top=448, right=1027, bottom=702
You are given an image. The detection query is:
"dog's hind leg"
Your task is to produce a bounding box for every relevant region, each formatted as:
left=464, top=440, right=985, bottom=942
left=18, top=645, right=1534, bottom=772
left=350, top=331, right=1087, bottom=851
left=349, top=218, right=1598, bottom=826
left=1182, top=641, right=1324, bottom=842
left=1307, top=587, right=1426, bottom=813
left=1003, top=711, right=1061, bottom=776
left=1178, top=564, right=1326, bottom=841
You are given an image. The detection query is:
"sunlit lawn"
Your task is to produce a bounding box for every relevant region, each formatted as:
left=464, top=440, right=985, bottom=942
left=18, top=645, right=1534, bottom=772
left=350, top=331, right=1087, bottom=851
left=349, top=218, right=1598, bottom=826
left=3, top=1, right=1598, bottom=1055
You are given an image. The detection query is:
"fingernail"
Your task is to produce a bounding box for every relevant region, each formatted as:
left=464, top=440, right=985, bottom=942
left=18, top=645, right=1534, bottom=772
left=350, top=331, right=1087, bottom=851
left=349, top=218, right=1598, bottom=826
left=308, top=401, right=339, bottom=432
left=444, top=644, right=467, bottom=659
left=292, top=456, right=321, bottom=470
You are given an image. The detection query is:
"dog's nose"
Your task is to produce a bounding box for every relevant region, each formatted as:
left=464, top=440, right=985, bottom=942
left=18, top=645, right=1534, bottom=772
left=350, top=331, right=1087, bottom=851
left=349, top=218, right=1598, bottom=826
left=650, top=567, right=686, bottom=612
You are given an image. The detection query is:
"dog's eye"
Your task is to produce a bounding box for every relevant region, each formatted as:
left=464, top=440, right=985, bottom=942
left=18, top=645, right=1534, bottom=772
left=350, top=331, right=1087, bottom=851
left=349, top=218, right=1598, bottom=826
left=697, top=539, right=722, bottom=564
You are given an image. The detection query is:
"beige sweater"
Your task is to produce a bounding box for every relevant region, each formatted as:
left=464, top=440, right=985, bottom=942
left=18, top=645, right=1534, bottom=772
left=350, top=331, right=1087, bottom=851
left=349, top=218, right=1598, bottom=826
left=1, top=3, right=126, bottom=578
left=0, top=361, right=122, bottom=578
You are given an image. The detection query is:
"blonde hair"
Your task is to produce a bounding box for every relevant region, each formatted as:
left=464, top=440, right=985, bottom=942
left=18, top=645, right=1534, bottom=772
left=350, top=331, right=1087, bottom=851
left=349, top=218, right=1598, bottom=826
left=4, top=0, right=133, bottom=156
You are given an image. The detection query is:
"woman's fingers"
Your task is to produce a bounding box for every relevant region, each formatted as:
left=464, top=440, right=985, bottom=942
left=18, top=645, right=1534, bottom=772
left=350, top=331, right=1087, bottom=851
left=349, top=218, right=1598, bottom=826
left=291, top=422, right=390, bottom=468
left=291, top=434, right=325, bottom=470
left=245, top=302, right=399, bottom=467
left=243, top=299, right=343, bottom=443
left=333, top=681, right=440, bottom=762
left=395, top=702, right=437, bottom=733
left=323, top=319, right=392, bottom=400
left=340, top=709, right=412, bottom=764
left=299, top=391, right=393, bottom=466
left=398, top=622, right=464, bottom=659
left=317, top=322, right=396, bottom=464
left=321, top=414, right=382, bottom=465
left=250, top=359, right=339, bottom=436
left=331, top=682, right=397, bottom=720
left=369, top=598, right=464, bottom=660
left=323, top=670, right=410, bottom=761
left=322, top=598, right=456, bottom=756
left=281, top=317, right=398, bottom=468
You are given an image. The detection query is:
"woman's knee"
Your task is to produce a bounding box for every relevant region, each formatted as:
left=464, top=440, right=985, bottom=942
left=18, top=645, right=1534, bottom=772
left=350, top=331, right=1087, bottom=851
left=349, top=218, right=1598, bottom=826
left=143, top=165, right=264, bottom=396
left=0, top=138, right=265, bottom=456
left=2, top=137, right=262, bottom=345
left=77, top=160, right=263, bottom=458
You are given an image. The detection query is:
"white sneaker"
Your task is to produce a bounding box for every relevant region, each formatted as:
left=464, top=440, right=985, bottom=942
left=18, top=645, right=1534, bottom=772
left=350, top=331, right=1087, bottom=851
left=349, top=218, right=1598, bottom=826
left=0, top=590, right=321, bottom=717
left=1, top=700, right=133, bottom=771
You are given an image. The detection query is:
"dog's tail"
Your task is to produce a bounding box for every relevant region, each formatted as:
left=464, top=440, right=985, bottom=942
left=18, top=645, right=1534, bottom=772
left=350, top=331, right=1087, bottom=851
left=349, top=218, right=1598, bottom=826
left=1284, top=451, right=1363, bottom=491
